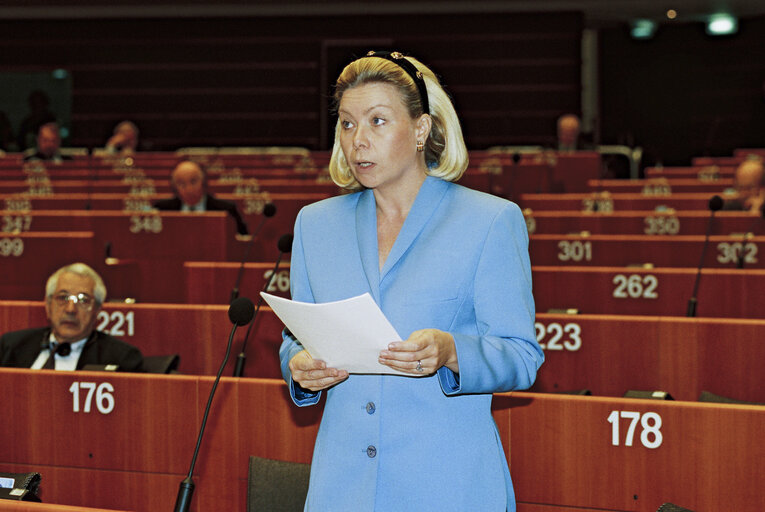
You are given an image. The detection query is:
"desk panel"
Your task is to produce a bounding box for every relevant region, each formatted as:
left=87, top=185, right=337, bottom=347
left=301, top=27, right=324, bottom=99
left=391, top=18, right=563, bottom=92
left=498, top=392, right=765, bottom=511
left=5, top=302, right=762, bottom=401
left=0, top=179, right=339, bottom=197
left=587, top=178, right=733, bottom=195
left=524, top=210, right=760, bottom=236
left=533, top=266, right=764, bottom=318
left=0, top=301, right=285, bottom=378
left=520, top=192, right=716, bottom=212
left=533, top=313, right=765, bottom=402
left=1, top=371, right=762, bottom=511
left=644, top=166, right=735, bottom=180
left=529, top=234, right=765, bottom=269
left=0, top=232, right=98, bottom=300
left=184, top=262, right=291, bottom=304
left=0, top=372, right=319, bottom=512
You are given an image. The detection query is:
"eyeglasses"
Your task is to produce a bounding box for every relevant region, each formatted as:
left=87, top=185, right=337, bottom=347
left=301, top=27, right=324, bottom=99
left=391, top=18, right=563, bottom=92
left=51, top=293, right=96, bottom=311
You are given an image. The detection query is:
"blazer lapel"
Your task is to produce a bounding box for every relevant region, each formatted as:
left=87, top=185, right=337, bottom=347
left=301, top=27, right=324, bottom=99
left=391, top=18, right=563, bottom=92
left=355, top=189, right=382, bottom=304
left=380, top=176, right=450, bottom=282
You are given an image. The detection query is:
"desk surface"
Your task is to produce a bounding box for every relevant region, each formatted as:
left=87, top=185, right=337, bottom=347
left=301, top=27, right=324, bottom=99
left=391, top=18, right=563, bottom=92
left=0, top=370, right=762, bottom=512
left=524, top=210, right=761, bottom=236
left=530, top=234, right=765, bottom=269
left=533, top=265, right=764, bottom=318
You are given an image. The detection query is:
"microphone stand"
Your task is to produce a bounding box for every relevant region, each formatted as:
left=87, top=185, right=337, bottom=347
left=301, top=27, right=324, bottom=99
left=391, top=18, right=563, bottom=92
left=230, top=204, right=276, bottom=303
left=687, top=196, right=723, bottom=317
left=233, top=234, right=293, bottom=377
left=174, top=299, right=254, bottom=512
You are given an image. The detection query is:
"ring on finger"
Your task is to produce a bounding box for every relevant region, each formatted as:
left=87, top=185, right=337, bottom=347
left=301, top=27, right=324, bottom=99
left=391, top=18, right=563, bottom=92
left=415, top=360, right=423, bottom=372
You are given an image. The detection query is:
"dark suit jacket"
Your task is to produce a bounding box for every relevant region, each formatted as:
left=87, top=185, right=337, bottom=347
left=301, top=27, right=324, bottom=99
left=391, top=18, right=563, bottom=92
left=0, top=328, right=144, bottom=372
left=153, top=194, right=249, bottom=235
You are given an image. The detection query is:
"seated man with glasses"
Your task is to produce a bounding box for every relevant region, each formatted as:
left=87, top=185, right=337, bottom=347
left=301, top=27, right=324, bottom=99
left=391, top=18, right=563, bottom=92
left=0, top=263, right=143, bottom=371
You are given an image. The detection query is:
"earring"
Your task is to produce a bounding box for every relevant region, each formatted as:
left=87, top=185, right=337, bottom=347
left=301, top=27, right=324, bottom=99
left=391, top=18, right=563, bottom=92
left=416, top=140, right=424, bottom=152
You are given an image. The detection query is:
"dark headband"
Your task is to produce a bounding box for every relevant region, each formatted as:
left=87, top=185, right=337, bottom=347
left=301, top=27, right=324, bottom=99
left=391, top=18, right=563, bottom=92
left=363, top=51, right=430, bottom=115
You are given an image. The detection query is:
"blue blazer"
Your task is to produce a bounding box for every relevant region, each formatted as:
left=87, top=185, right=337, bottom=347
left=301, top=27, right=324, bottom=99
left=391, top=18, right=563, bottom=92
left=280, top=176, right=543, bottom=511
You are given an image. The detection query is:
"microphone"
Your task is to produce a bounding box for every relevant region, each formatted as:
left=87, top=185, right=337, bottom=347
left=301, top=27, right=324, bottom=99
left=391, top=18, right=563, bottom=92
left=174, top=297, right=255, bottom=512
left=687, top=195, right=723, bottom=317
left=230, top=203, right=276, bottom=303
left=736, top=202, right=765, bottom=268
left=232, top=233, right=293, bottom=377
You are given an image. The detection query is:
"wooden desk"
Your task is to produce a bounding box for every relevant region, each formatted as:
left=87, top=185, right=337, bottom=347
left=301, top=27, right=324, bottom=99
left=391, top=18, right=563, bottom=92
left=533, top=313, right=765, bottom=402
left=523, top=210, right=761, bottom=236
left=644, top=166, right=735, bottom=180
left=519, top=192, right=719, bottom=212
left=1, top=371, right=761, bottom=511
left=587, top=178, right=733, bottom=195
left=0, top=179, right=339, bottom=197
left=0, top=503, right=132, bottom=511
left=183, top=262, right=291, bottom=304
left=497, top=392, right=765, bottom=512
left=0, top=232, right=98, bottom=300
left=0, top=371, right=321, bottom=511
left=471, top=151, right=601, bottom=193
left=0, top=301, right=286, bottom=378
left=530, top=234, right=765, bottom=269
left=533, top=265, right=764, bottom=318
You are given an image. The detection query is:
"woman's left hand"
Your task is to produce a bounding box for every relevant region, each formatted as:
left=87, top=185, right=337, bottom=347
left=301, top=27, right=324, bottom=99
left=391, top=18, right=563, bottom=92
left=378, top=328, right=459, bottom=375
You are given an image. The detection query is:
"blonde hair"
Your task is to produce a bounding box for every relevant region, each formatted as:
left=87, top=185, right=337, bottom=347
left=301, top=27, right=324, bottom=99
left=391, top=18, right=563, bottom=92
left=328, top=53, right=468, bottom=191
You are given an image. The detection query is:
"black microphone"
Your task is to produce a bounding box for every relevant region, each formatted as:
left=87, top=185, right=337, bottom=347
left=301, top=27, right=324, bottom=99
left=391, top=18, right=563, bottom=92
left=736, top=202, right=765, bottom=268
left=174, top=297, right=255, bottom=512
left=687, top=195, right=724, bottom=317
left=230, top=203, right=276, bottom=303
left=232, top=233, right=293, bottom=377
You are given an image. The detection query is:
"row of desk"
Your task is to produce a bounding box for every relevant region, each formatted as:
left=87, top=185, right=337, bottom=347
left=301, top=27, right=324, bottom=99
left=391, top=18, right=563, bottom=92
left=3, top=249, right=763, bottom=316
left=2, top=301, right=763, bottom=403
left=0, top=370, right=761, bottom=511
left=519, top=192, right=736, bottom=212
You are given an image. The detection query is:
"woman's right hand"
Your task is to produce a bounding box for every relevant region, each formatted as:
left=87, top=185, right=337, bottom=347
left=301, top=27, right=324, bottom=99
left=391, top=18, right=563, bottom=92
left=289, top=350, right=349, bottom=391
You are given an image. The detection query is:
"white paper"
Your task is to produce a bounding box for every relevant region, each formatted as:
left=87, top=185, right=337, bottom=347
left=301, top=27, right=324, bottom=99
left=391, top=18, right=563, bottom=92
left=261, top=292, right=417, bottom=376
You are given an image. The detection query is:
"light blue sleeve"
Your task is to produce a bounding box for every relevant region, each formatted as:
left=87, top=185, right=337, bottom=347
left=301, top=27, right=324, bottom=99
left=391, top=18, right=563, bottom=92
left=437, top=202, right=544, bottom=395
left=278, top=208, right=322, bottom=406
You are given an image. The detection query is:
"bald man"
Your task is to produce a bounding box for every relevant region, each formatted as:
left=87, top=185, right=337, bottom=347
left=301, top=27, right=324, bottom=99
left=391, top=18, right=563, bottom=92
left=153, top=160, right=249, bottom=235
left=724, top=159, right=765, bottom=215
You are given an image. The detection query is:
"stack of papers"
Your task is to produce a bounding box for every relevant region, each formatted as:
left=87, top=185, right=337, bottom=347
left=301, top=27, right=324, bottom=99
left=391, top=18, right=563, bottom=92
left=261, top=292, right=419, bottom=376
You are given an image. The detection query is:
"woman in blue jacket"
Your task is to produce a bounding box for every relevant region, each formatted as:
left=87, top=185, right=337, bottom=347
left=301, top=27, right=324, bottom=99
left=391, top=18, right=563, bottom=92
left=280, top=51, right=544, bottom=511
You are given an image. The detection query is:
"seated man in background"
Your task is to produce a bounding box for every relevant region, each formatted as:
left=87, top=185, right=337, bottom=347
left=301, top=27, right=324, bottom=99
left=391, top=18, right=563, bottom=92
left=724, top=158, right=765, bottom=215
left=0, top=263, right=143, bottom=372
left=105, top=120, right=139, bottom=154
left=22, top=122, right=71, bottom=163
left=557, top=113, right=581, bottom=152
left=153, top=159, right=249, bottom=235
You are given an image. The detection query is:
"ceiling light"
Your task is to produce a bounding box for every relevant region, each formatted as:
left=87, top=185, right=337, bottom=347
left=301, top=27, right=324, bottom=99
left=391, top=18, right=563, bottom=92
left=706, top=13, right=738, bottom=35
left=631, top=19, right=657, bottom=39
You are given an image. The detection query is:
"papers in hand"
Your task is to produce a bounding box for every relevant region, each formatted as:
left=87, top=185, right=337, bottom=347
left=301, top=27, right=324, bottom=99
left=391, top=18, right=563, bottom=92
left=261, top=292, right=417, bottom=376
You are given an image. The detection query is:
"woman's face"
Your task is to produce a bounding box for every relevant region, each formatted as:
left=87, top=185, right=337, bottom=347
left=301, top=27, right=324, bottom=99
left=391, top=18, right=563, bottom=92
left=337, top=82, right=428, bottom=193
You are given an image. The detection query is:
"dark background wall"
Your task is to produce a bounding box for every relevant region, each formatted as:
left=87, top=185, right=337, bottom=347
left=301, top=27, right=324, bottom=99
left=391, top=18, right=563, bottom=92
left=599, top=15, right=765, bottom=165
left=0, top=12, right=582, bottom=151
left=1, top=10, right=764, bottom=164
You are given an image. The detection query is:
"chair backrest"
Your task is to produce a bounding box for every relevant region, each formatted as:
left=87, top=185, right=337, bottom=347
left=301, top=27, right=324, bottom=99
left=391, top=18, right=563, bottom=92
left=141, top=354, right=180, bottom=374
left=247, top=456, right=310, bottom=512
